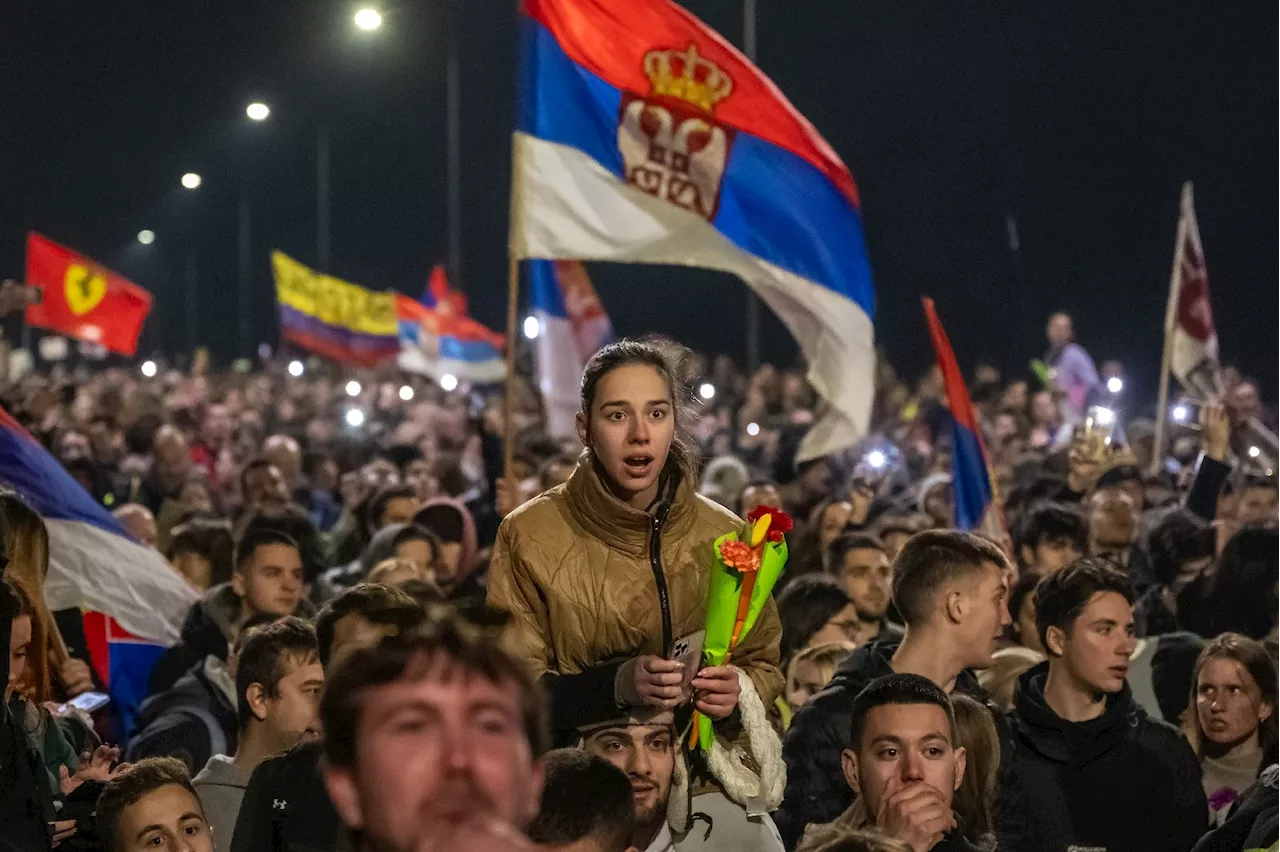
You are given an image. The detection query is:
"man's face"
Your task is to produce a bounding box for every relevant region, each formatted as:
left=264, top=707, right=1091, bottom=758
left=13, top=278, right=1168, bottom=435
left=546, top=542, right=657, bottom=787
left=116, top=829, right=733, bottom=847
left=88, top=421, right=121, bottom=463
left=839, top=546, right=891, bottom=623
left=955, top=562, right=1012, bottom=669
left=842, top=703, right=965, bottom=824
left=818, top=502, right=854, bottom=552
left=1088, top=487, right=1139, bottom=550
left=244, top=464, right=290, bottom=508
left=232, top=543, right=303, bottom=617
left=1047, top=591, right=1136, bottom=695
left=203, top=405, right=232, bottom=447
left=1025, top=537, right=1081, bottom=575
left=584, top=723, right=675, bottom=830
left=261, top=658, right=325, bottom=753
left=119, top=508, right=158, bottom=550
left=153, top=432, right=192, bottom=494
left=404, top=460, right=437, bottom=502
left=57, top=430, right=90, bottom=463
left=1047, top=314, right=1072, bottom=347
left=324, top=660, right=543, bottom=852
left=379, top=496, right=420, bottom=530
left=741, top=484, right=783, bottom=518
left=1238, top=486, right=1279, bottom=525
left=115, top=783, right=214, bottom=852
left=263, top=438, right=303, bottom=489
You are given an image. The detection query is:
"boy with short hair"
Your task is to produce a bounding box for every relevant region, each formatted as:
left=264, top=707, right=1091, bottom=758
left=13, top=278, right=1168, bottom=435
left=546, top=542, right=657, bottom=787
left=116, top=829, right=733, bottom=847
left=528, top=749, right=636, bottom=852
left=96, top=757, right=214, bottom=852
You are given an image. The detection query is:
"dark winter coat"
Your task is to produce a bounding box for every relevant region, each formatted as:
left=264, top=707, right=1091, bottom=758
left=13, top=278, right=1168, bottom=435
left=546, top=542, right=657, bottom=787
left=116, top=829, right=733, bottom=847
left=1009, top=662, right=1208, bottom=852
left=126, top=658, right=238, bottom=775
left=776, top=638, right=1026, bottom=851
left=229, top=741, right=346, bottom=852
left=1191, top=763, right=1278, bottom=852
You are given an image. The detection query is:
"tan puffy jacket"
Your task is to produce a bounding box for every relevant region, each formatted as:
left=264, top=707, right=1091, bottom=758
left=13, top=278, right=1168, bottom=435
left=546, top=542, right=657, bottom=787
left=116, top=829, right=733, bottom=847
left=487, top=455, right=783, bottom=735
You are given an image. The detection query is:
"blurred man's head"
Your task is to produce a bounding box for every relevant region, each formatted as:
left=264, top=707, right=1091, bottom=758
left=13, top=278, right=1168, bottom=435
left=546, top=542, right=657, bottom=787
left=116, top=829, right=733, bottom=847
left=115, top=504, right=158, bottom=550
left=262, top=435, right=303, bottom=491
left=235, top=617, right=323, bottom=755
left=96, top=758, right=213, bottom=852
left=1236, top=476, right=1279, bottom=526
left=829, top=533, right=892, bottom=627
left=1015, top=502, right=1086, bottom=576
left=56, top=428, right=91, bottom=464
left=581, top=713, right=675, bottom=848
left=528, top=750, right=635, bottom=852
left=202, top=404, right=233, bottom=449
left=1046, top=312, right=1074, bottom=348
left=1086, top=486, right=1140, bottom=553
left=315, top=582, right=425, bottom=671
left=151, top=425, right=191, bottom=495
left=840, top=674, right=965, bottom=831
left=891, top=531, right=1012, bottom=670
left=321, top=618, right=549, bottom=852
left=231, top=529, right=303, bottom=620
left=240, top=459, right=290, bottom=510
left=1035, top=560, right=1136, bottom=696
left=369, top=485, right=420, bottom=534
left=740, top=480, right=783, bottom=519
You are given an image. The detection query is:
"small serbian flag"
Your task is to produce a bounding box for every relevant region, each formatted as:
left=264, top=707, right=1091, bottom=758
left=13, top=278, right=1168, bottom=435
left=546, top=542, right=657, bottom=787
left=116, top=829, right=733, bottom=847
left=922, top=297, right=1002, bottom=534
left=512, top=0, right=876, bottom=461
left=0, top=406, right=196, bottom=736
left=25, top=233, right=152, bottom=356
left=396, top=292, right=506, bottom=384
left=529, top=260, right=614, bottom=438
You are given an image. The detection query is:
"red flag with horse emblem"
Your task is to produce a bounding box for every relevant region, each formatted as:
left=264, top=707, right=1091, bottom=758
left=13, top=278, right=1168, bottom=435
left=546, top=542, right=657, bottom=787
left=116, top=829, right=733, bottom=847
left=24, top=233, right=152, bottom=356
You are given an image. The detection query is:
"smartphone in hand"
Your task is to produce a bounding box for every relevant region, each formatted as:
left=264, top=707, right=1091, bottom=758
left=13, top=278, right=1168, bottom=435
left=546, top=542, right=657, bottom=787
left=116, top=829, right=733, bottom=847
left=668, top=630, right=706, bottom=693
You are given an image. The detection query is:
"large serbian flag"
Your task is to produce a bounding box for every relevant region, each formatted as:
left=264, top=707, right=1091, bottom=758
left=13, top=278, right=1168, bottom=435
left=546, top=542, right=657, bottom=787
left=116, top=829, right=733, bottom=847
left=0, top=407, right=196, bottom=735
left=273, top=251, right=401, bottom=366
left=512, top=0, right=876, bottom=460
left=922, top=298, right=1003, bottom=536
left=25, top=233, right=152, bottom=356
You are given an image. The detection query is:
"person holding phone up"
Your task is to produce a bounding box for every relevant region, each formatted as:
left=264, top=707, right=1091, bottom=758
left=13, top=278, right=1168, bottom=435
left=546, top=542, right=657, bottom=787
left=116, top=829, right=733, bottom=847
left=487, top=339, right=785, bottom=836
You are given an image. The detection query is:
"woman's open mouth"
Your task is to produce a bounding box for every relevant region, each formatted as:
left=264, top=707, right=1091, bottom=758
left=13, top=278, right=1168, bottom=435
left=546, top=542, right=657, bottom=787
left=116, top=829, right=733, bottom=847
left=623, top=454, right=654, bottom=477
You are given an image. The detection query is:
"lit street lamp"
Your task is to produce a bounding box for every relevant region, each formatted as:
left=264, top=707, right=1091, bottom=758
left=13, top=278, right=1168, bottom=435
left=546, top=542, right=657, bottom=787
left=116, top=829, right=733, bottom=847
left=181, top=173, right=202, bottom=190
left=354, top=8, right=382, bottom=31
left=137, top=230, right=155, bottom=245
left=246, top=102, right=270, bottom=121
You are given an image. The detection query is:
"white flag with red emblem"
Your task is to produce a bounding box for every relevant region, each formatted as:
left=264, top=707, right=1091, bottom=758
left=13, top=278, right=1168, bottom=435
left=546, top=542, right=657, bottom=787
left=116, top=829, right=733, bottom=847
left=1164, top=182, right=1220, bottom=398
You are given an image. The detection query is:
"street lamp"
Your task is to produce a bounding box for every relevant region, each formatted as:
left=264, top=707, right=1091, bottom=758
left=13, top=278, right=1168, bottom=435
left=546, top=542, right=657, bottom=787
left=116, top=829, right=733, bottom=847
left=137, top=230, right=155, bottom=245
left=246, top=102, right=270, bottom=121
left=354, top=8, right=382, bottom=31
left=181, top=173, right=202, bottom=190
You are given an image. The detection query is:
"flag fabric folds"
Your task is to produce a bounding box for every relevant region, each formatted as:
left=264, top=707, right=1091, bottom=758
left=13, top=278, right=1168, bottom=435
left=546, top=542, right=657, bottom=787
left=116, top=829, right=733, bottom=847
left=922, top=298, right=997, bottom=533
left=528, top=260, right=614, bottom=438
left=273, top=251, right=400, bottom=366
left=396, top=294, right=507, bottom=385
left=25, top=233, right=152, bottom=356
left=1165, top=182, right=1220, bottom=399
left=510, top=0, right=876, bottom=461
left=0, top=406, right=197, bottom=735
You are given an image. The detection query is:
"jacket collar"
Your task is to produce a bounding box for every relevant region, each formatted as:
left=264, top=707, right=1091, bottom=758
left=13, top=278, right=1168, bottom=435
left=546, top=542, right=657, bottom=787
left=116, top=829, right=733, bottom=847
left=564, top=451, right=697, bottom=557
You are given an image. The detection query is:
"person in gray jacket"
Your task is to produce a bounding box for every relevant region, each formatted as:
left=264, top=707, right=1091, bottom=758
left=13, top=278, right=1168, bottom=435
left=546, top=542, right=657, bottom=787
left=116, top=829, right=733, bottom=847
left=193, top=617, right=323, bottom=852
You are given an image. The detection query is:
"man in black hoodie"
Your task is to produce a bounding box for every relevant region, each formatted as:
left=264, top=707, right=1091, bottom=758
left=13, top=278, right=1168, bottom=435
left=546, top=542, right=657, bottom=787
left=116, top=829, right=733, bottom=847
left=777, top=530, right=1018, bottom=849
left=1009, top=559, right=1208, bottom=852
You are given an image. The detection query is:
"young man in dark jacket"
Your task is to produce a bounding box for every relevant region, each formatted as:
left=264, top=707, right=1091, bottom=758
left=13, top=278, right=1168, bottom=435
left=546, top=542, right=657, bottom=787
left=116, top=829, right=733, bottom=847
left=777, top=530, right=1022, bottom=850
left=1010, top=559, right=1208, bottom=852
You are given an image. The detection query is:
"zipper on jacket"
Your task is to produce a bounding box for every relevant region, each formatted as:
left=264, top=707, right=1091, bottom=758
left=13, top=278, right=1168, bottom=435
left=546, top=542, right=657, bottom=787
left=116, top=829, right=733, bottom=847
left=649, top=505, right=674, bottom=656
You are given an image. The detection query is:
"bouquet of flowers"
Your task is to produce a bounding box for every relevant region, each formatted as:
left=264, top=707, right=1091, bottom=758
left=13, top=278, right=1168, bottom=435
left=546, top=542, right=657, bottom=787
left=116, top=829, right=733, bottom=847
left=692, top=504, right=791, bottom=751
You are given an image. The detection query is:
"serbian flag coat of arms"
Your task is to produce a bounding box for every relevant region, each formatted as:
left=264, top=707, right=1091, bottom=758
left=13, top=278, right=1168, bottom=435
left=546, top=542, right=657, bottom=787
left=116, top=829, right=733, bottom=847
left=25, top=233, right=153, bottom=357
left=0, top=407, right=196, bottom=736
left=511, top=0, right=876, bottom=460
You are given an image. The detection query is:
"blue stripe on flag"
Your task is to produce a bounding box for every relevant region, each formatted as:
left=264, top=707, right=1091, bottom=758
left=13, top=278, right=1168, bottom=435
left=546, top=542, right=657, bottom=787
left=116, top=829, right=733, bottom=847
left=951, top=420, right=994, bottom=530
left=528, top=260, right=569, bottom=318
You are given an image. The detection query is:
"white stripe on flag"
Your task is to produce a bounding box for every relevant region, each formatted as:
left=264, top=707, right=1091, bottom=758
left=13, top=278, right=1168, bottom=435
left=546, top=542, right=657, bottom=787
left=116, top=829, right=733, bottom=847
left=511, top=132, right=874, bottom=460
left=535, top=310, right=586, bottom=439
left=42, top=518, right=196, bottom=645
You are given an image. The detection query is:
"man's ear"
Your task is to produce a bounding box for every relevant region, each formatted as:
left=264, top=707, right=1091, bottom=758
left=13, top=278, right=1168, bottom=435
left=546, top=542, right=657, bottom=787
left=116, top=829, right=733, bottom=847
left=1044, top=624, right=1066, bottom=657
left=840, top=748, right=861, bottom=796
left=944, top=589, right=966, bottom=625
left=1260, top=701, right=1274, bottom=724
left=521, top=755, right=547, bottom=829
left=952, top=745, right=967, bottom=793
left=575, top=412, right=589, bottom=448
left=245, top=683, right=269, bottom=723
left=323, top=763, right=364, bottom=832
left=230, top=568, right=246, bottom=599
left=1019, top=544, right=1035, bottom=570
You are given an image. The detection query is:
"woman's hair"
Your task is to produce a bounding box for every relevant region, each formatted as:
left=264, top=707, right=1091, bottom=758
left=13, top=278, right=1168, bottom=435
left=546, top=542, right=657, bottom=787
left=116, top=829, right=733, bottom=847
left=166, top=518, right=235, bottom=587
left=0, top=492, right=55, bottom=702
left=1187, top=525, right=1279, bottom=639
left=391, top=524, right=442, bottom=565
left=579, top=338, right=700, bottom=487
left=977, top=646, right=1045, bottom=713
left=950, top=693, right=999, bottom=846
left=1181, top=632, right=1278, bottom=766
left=2, top=576, right=52, bottom=704
left=776, top=575, right=855, bottom=666
left=786, top=641, right=857, bottom=691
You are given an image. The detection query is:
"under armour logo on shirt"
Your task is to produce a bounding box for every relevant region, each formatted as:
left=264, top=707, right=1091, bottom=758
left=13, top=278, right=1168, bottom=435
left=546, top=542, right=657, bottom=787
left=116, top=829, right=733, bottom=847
left=273, top=799, right=287, bottom=810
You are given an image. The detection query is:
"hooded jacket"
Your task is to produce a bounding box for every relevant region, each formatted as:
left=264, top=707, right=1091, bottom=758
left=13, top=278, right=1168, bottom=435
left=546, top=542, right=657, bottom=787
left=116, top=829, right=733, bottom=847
left=311, top=523, right=410, bottom=602
left=193, top=754, right=253, bottom=852
left=1009, top=662, right=1208, bottom=852
left=776, top=638, right=1024, bottom=851
left=488, top=455, right=783, bottom=743
left=127, top=656, right=238, bottom=775
left=414, top=497, right=482, bottom=599
left=147, top=582, right=315, bottom=698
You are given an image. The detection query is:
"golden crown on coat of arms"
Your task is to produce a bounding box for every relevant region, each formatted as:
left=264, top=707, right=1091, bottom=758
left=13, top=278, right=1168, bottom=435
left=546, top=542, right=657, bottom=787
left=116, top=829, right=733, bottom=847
left=642, top=43, right=733, bottom=113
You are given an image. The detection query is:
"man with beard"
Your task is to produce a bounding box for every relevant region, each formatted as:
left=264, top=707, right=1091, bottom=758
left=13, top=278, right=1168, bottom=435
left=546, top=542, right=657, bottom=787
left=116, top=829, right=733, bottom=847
left=828, top=534, right=900, bottom=643
left=194, top=618, right=323, bottom=852
left=321, top=615, right=549, bottom=852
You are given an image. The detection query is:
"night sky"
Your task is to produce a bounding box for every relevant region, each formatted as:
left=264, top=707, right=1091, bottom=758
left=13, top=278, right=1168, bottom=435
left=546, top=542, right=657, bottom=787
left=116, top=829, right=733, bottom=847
left=3, top=1, right=1275, bottom=403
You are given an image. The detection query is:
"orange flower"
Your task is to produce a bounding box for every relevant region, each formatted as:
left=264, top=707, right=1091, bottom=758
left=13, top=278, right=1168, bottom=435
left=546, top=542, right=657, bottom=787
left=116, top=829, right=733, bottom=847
left=720, top=539, right=761, bottom=573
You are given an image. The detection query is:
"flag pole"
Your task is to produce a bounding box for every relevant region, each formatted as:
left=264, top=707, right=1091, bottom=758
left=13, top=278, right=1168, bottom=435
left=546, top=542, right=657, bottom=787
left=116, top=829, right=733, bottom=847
left=1150, top=182, right=1192, bottom=476
left=503, top=252, right=519, bottom=487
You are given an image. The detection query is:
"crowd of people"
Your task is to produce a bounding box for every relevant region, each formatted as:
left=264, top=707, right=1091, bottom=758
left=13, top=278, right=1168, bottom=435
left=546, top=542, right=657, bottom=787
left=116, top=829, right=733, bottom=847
left=0, top=311, right=1277, bottom=852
